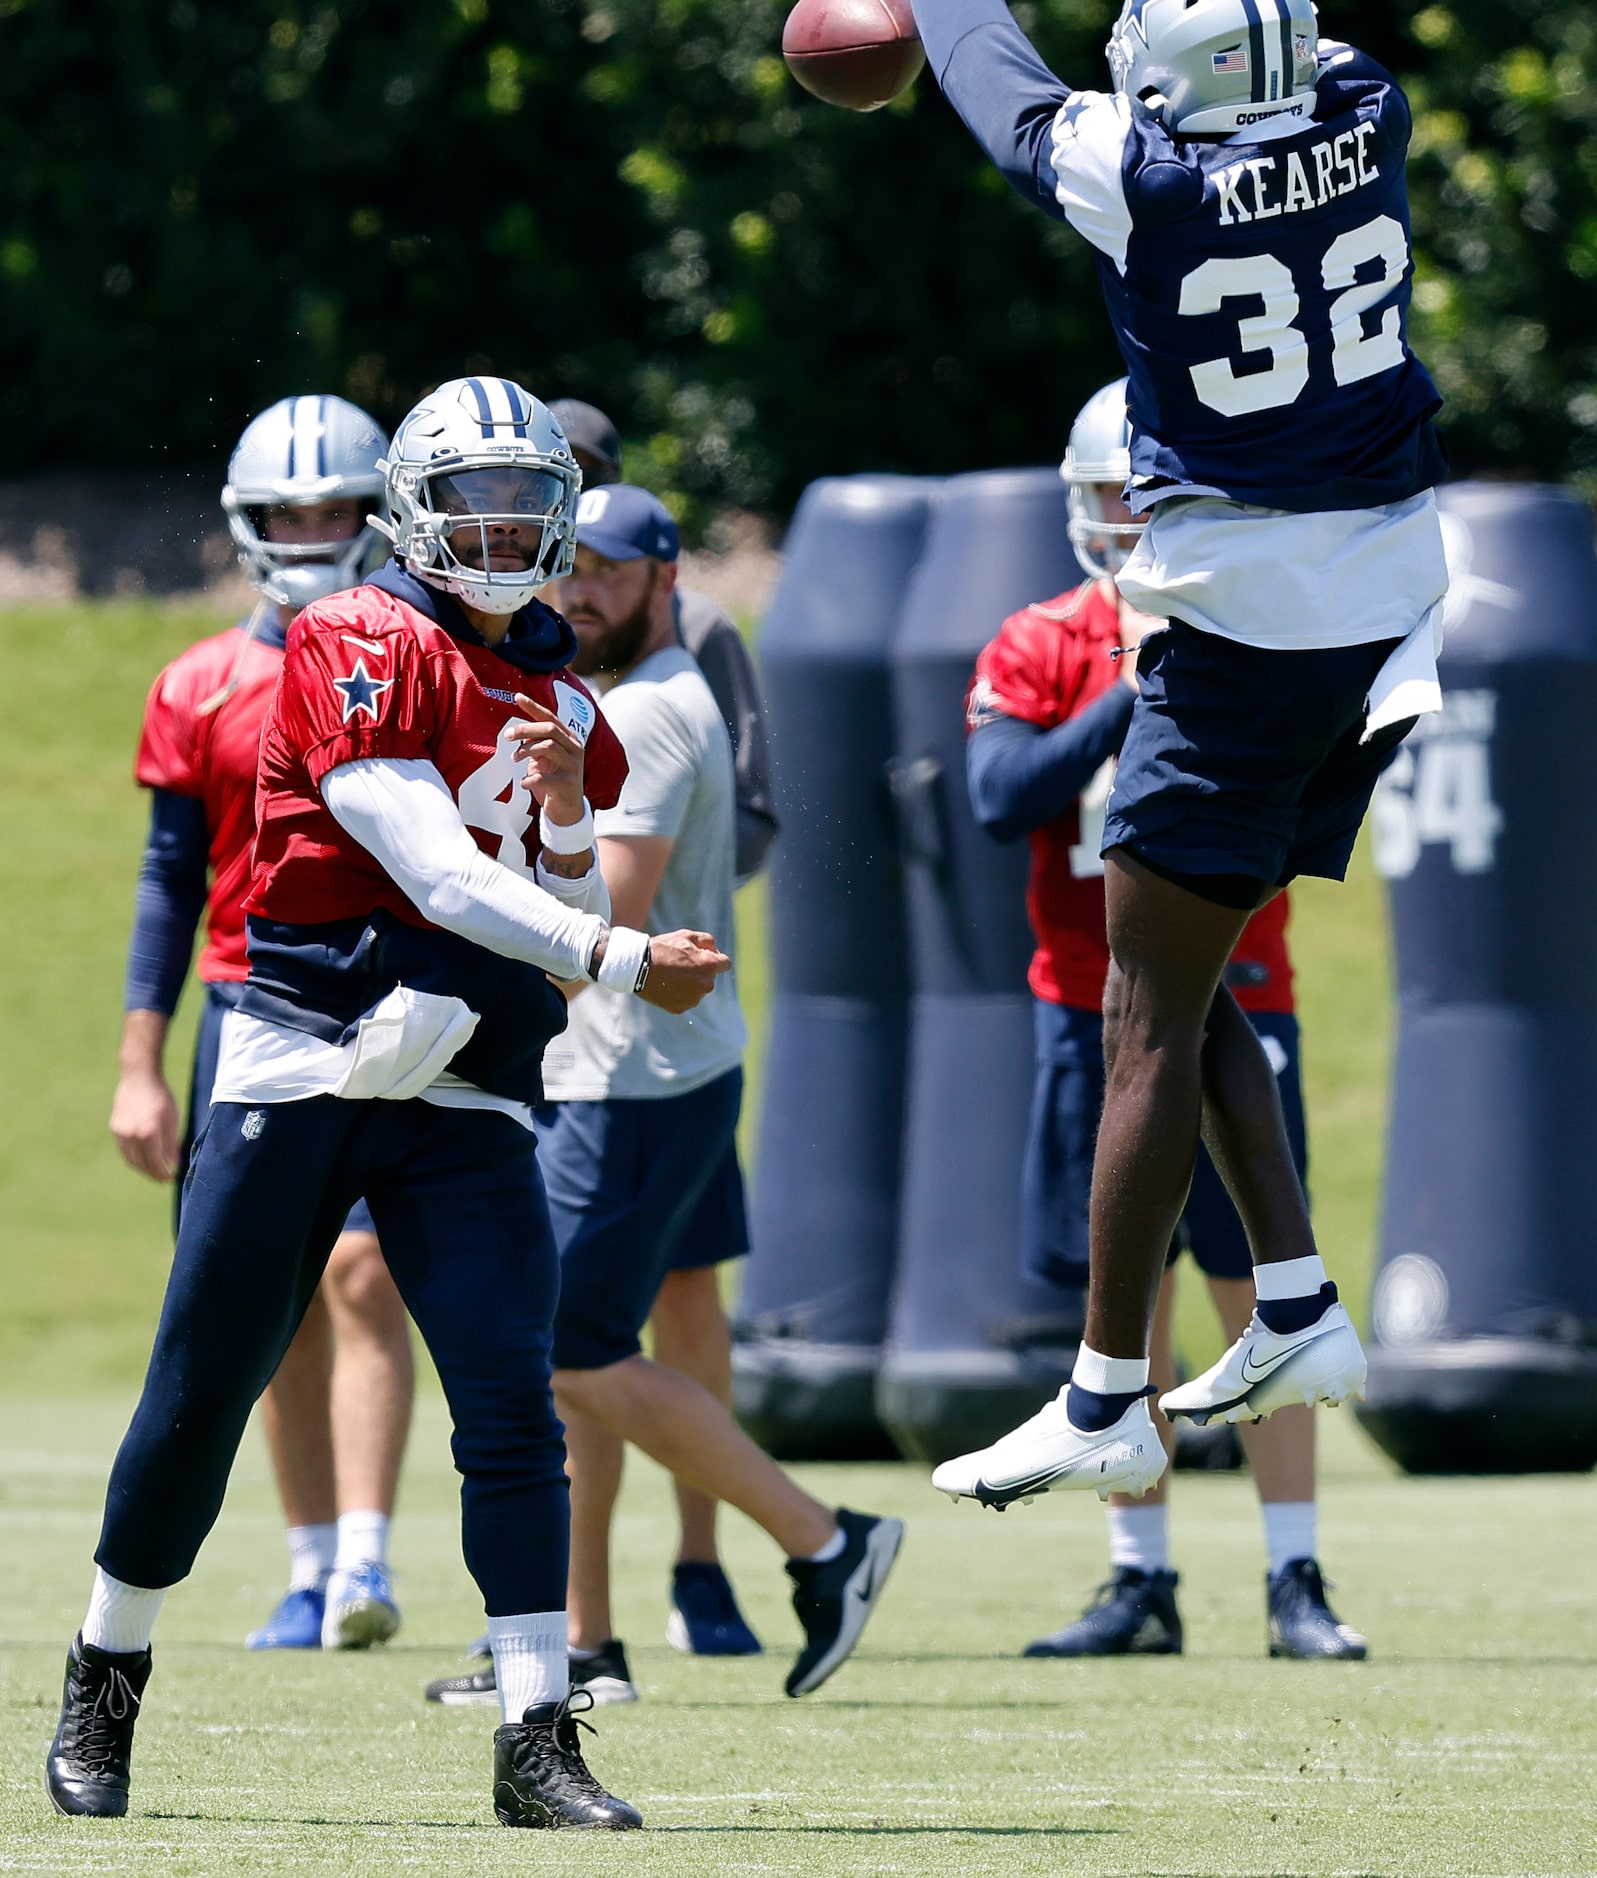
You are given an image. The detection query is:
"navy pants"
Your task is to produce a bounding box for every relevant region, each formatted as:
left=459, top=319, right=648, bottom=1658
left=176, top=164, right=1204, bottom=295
left=96, top=1095, right=569, bottom=1617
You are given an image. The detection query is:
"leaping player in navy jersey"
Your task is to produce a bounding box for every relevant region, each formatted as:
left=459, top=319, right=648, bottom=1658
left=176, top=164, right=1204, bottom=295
left=915, top=0, right=1451, bottom=1507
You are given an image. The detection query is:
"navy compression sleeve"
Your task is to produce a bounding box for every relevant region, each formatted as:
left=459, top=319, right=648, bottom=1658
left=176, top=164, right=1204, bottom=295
left=909, top=0, right=1072, bottom=214
left=966, top=688, right=1134, bottom=844
left=124, top=788, right=209, bottom=1016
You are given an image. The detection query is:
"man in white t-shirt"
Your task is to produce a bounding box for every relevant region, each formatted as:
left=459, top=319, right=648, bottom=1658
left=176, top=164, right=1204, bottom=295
left=428, top=486, right=903, bottom=1709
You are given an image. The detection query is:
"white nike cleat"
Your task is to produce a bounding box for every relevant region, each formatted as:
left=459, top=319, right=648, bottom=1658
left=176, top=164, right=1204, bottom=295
left=930, top=1393, right=1167, bottom=1510
left=1159, top=1300, right=1367, bottom=1427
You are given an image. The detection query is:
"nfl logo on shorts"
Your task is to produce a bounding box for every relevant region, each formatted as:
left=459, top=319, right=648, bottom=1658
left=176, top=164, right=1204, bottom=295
left=241, top=1110, right=266, bottom=1141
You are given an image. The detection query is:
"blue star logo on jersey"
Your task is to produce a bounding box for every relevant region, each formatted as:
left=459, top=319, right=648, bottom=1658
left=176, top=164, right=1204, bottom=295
left=333, top=657, right=393, bottom=724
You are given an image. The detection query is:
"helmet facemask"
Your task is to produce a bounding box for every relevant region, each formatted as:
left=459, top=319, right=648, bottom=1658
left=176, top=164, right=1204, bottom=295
left=1061, top=377, right=1143, bottom=581
left=381, top=459, right=579, bottom=616
left=224, top=497, right=384, bottom=610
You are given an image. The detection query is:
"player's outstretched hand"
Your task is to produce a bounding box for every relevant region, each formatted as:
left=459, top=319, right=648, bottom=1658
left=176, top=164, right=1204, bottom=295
left=507, top=694, right=586, bottom=823
left=641, top=930, right=731, bottom=1013
left=110, top=1068, right=181, bottom=1182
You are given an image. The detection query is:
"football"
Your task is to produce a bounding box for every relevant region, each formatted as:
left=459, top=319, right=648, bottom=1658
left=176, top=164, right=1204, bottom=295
left=781, top=0, right=925, bottom=112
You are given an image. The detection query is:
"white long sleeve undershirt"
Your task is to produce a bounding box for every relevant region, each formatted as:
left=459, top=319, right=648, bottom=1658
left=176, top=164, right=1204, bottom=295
left=319, top=757, right=611, bottom=978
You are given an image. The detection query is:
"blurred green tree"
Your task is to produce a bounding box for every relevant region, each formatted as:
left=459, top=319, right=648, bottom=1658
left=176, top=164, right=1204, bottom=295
left=0, top=0, right=1590, bottom=523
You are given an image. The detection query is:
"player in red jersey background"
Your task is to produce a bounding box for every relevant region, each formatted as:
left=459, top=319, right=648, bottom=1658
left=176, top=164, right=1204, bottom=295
left=112, top=396, right=417, bottom=1653
left=964, top=382, right=1367, bottom=1662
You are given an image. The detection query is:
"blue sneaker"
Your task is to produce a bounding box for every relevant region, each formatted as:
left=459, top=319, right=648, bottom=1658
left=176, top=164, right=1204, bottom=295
left=321, top=1562, right=401, bottom=1650
left=666, top=1562, right=762, bottom=1656
left=245, top=1585, right=326, bottom=1651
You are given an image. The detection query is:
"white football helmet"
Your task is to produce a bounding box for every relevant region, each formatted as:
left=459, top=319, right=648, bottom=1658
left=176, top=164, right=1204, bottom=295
left=1107, top=0, right=1319, bottom=136
left=222, top=396, right=389, bottom=609
left=375, top=377, right=579, bottom=616
left=1061, top=379, right=1142, bottom=580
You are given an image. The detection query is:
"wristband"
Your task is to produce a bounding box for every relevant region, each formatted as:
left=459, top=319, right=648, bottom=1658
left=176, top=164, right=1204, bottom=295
left=594, top=925, right=651, bottom=995
left=540, top=799, right=594, bottom=855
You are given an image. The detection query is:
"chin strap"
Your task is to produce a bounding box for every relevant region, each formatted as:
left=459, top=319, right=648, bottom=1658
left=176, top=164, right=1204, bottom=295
left=197, top=598, right=274, bottom=717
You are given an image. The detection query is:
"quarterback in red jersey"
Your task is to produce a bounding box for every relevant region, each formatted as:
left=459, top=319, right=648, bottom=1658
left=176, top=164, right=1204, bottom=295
left=960, top=383, right=1367, bottom=1662
left=114, top=396, right=425, bottom=1656
left=50, top=379, right=727, bottom=1831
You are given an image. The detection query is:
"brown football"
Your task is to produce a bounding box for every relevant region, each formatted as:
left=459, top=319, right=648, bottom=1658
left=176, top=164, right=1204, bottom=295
left=781, top=0, right=925, bottom=112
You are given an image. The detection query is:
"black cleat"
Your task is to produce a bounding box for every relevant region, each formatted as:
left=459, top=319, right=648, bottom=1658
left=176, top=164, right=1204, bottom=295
left=45, top=1634, right=152, bottom=1818
left=425, top=1662, right=498, bottom=1706
left=492, top=1689, right=642, bottom=1830
left=569, top=1638, right=638, bottom=1706
left=784, top=1508, right=904, bottom=1697
left=1023, top=1567, right=1183, bottom=1658
left=426, top=1638, right=638, bottom=1708
left=1268, top=1558, right=1368, bottom=1660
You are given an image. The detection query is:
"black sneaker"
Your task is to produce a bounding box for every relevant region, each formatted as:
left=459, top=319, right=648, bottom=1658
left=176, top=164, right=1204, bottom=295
left=784, top=1508, right=904, bottom=1697
left=1023, top=1568, right=1183, bottom=1657
left=492, top=1689, right=642, bottom=1830
left=424, top=1662, right=498, bottom=1706
left=569, top=1638, right=638, bottom=1706
left=1268, top=1558, right=1368, bottom=1660
left=45, top=1634, right=153, bottom=1818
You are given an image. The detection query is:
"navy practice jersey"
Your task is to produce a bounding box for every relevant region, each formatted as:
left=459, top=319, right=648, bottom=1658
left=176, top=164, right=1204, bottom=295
left=911, top=0, right=1445, bottom=515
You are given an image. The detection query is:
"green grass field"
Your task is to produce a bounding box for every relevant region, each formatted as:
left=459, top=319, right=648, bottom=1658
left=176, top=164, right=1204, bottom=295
left=5, top=596, right=1589, bottom=1875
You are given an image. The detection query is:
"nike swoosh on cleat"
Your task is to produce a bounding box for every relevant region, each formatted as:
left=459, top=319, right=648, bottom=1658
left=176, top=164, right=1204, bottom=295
left=1239, top=1345, right=1305, bottom=1386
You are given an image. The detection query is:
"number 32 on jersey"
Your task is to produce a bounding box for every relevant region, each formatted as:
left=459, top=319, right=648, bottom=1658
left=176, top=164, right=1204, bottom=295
left=1180, top=213, right=1410, bottom=417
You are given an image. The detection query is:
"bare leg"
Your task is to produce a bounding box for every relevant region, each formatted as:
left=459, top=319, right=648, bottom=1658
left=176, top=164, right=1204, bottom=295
left=1088, top=852, right=1252, bottom=1359
left=1197, top=995, right=1319, bottom=1273
left=564, top=1405, right=626, bottom=1651
left=1106, top=1266, right=1181, bottom=1511
left=1208, top=1276, right=1314, bottom=1500
left=259, top=1287, right=336, bottom=1528
left=321, top=1230, right=413, bottom=1518
left=554, top=1356, right=835, bottom=1562
left=649, top=1266, right=732, bottom=1565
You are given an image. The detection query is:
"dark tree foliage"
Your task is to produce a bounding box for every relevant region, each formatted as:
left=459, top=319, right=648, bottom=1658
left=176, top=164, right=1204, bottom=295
left=0, top=0, right=1591, bottom=524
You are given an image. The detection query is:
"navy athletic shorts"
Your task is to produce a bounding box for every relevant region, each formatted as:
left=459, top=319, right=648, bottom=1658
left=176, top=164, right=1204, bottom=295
left=183, top=982, right=377, bottom=1240
left=1102, top=621, right=1417, bottom=888
left=540, top=1067, right=749, bottom=1371
left=1022, top=999, right=1308, bottom=1289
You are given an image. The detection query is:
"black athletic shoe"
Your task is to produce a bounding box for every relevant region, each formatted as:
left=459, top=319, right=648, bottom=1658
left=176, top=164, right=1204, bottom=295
left=1023, top=1568, right=1183, bottom=1658
left=425, top=1640, right=637, bottom=1708
left=1268, top=1558, right=1368, bottom=1660
left=569, top=1638, right=638, bottom=1705
left=784, top=1508, right=904, bottom=1697
left=424, top=1662, right=498, bottom=1706
left=492, top=1689, right=642, bottom=1830
left=45, top=1634, right=152, bottom=1818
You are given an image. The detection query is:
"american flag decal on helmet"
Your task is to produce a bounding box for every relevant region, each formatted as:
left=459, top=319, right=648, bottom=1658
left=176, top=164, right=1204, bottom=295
left=1213, top=47, right=1249, bottom=74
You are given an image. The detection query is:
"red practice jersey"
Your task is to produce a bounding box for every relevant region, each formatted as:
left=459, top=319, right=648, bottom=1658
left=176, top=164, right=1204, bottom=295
left=135, top=623, right=285, bottom=984
left=247, top=581, right=627, bottom=929
left=969, top=581, right=1294, bottom=1015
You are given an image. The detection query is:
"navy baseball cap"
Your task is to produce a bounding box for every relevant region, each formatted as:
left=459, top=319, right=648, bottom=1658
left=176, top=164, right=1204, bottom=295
left=574, top=483, right=680, bottom=564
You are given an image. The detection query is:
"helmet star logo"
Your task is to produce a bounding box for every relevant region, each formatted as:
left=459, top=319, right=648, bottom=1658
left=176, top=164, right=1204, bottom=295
left=333, top=657, right=393, bottom=724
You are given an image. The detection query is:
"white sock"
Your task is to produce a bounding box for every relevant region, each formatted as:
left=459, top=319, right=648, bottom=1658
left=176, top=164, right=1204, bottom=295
left=82, top=1568, right=166, bottom=1655
left=287, top=1523, right=337, bottom=1591
left=490, top=1612, right=570, bottom=1724
left=1072, top=1344, right=1150, bottom=1396
left=804, top=1525, right=846, bottom=1565
left=1253, top=1255, right=1328, bottom=1303
left=1262, top=1501, right=1318, bottom=1577
left=1106, top=1503, right=1170, bottom=1574
left=333, top=1510, right=389, bottom=1573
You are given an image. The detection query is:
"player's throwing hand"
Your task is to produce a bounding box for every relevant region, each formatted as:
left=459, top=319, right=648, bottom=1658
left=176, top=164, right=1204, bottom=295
left=635, top=929, right=731, bottom=1014
left=507, top=694, right=587, bottom=824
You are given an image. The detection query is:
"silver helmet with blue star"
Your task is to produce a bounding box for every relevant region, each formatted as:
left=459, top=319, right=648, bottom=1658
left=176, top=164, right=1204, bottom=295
left=1108, top=0, right=1319, bottom=136
left=375, top=378, right=579, bottom=617
left=222, top=396, right=389, bottom=609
